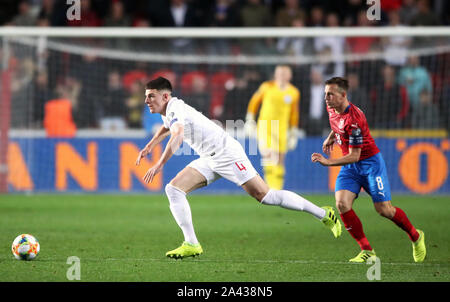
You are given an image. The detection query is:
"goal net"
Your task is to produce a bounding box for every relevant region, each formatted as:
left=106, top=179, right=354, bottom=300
left=1, top=27, right=449, bottom=194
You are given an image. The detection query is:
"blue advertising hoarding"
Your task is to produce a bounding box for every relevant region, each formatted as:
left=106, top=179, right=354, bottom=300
left=7, top=137, right=450, bottom=194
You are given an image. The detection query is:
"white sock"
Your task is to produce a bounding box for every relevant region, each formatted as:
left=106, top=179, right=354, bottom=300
left=165, top=184, right=199, bottom=245
left=261, top=189, right=326, bottom=220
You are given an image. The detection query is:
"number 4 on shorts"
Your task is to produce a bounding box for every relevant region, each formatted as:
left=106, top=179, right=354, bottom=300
left=235, top=162, right=247, bottom=171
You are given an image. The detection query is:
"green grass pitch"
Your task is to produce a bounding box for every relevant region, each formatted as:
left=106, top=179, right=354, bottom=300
left=0, top=193, right=448, bottom=282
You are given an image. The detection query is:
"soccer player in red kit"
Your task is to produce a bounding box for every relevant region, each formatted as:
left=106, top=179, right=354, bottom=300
left=311, top=77, right=426, bottom=263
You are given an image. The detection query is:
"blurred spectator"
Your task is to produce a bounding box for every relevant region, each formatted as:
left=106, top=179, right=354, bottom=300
left=410, top=0, right=440, bottom=26
left=206, top=0, right=239, bottom=27
left=308, top=5, right=324, bottom=27
left=238, top=0, right=272, bottom=54
left=274, top=0, right=305, bottom=27
left=409, top=0, right=440, bottom=47
left=99, top=71, right=128, bottom=131
left=66, top=0, right=102, bottom=27
left=126, top=80, right=145, bottom=128
left=399, top=0, right=418, bottom=25
left=43, top=93, right=77, bottom=138
left=304, top=68, right=327, bottom=136
left=209, top=70, right=236, bottom=120
left=398, top=55, right=433, bottom=110
left=347, top=72, right=371, bottom=118
left=37, top=0, right=67, bottom=26
left=222, top=75, right=247, bottom=123
left=313, top=13, right=345, bottom=79
left=240, top=0, right=272, bottom=27
left=205, top=0, right=240, bottom=55
left=57, top=78, right=81, bottom=120
left=342, top=0, right=366, bottom=26
left=32, top=70, right=53, bottom=127
left=12, top=0, right=38, bottom=26
left=104, top=0, right=131, bottom=50
left=10, top=58, right=34, bottom=128
left=185, top=72, right=210, bottom=115
left=131, top=17, right=159, bottom=52
left=346, top=10, right=379, bottom=55
left=382, top=9, right=412, bottom=67
left=222, top=69, right=260, bottom=123
left=69, top=53, right=106, bottom=128
left=411, top=90, right=440, bottom=128
left=152, top=0, right=203, bottom=54
left=36, top=16, right=50, bottom=27
left=370, top=65, right=407, bottom=128
left=277, top=16, right=312, bottom=56
left=104, top=1, right=131, bottom=27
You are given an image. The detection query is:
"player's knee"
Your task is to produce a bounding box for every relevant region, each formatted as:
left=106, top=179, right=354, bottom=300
left=336, top=199, right=351, bottom=214
left=375, top=203, right=395, bottom=219
left=165, top=183, right=186, bottom=198
left=254, top=190, right=269, bottom=203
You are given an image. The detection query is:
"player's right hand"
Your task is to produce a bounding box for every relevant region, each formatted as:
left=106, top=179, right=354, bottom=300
left=143, top=162, right=163, bottom=183
left=135, top=148, right=150, bottom=166
left=311, top=152, right=330, bottom=166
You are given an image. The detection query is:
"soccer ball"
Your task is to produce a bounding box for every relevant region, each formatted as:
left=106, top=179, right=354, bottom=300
left=11, top=234, right=40, bottom=260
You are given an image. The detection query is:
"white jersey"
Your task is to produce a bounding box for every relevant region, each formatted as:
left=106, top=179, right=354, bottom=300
left=161, top=97, right=228, bottom=158
left=162, top=96, right=258, bottom=186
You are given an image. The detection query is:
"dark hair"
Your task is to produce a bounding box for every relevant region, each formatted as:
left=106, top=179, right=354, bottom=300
left=325, top=77, right=349, bottom=92
left=145, top=77, right=172, bottom=91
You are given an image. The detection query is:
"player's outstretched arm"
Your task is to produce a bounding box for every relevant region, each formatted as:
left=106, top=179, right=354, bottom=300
left=143, top=123, right=184, bottom=183
left=136, top=126, right=170, bottom=166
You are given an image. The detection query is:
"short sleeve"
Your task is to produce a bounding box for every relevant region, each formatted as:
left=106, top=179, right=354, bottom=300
left=161, top=115, right=170, bottom=129
left=166, top=99, right=186, bottom=129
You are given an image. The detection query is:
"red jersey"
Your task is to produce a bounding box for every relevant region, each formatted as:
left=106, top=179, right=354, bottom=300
left=327, top=103, right=379, bottom=161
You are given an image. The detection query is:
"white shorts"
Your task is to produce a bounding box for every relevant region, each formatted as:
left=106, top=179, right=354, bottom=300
left=187, top=137, right=258, bottom=186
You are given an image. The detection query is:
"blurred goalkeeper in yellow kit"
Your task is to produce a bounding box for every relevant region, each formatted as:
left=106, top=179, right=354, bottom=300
left=245, top=65, right=300, bottom=190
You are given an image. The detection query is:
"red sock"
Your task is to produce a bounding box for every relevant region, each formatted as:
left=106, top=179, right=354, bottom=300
left=391, top=207, right=419, bottom=242
left=340, top=209, right=373, bottom=251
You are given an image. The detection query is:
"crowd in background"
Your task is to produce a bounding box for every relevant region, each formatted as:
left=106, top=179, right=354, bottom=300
left=1, top=0, right=449, bottom=136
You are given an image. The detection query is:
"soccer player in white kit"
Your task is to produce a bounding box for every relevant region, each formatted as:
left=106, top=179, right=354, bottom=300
left=136, top=77, right=341, bottom=259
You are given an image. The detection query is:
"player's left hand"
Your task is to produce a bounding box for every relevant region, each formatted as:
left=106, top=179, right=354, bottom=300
left=288, top=127, right=300, bottom=150
left=311, top=152, right=331, bottom=166
left=143, top=162, right=163, bottom=183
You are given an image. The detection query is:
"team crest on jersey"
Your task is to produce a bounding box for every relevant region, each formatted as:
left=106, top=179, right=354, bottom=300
left=338, top=118, right=345, bottom=129
left=283, top=95, right=292, bottom=104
